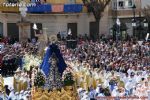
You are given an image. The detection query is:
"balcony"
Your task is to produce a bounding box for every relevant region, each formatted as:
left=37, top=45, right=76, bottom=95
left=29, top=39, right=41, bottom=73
left=0, top=2, right=84, bottom=14
left=111, top=9, right=141, bottom=18
left=27, top=4, right=83, bottom=13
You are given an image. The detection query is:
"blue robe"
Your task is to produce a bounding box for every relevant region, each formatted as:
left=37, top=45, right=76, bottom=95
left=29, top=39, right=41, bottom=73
left=40, top=43, right=67, bottom=77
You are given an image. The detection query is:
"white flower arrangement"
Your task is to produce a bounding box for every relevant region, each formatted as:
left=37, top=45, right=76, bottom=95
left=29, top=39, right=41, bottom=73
left=23, top=53, right=42, bottom=71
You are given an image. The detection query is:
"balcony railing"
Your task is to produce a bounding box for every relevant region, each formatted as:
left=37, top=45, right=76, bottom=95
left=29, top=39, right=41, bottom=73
left=27, top=4, right=83, bottom=13
left=111, top=10, right=140, bottom=18
left=0, top=3, right=84, bottom=13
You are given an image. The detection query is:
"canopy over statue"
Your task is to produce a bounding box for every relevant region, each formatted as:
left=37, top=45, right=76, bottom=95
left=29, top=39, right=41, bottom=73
left=40, top=43, right=67, bottom=77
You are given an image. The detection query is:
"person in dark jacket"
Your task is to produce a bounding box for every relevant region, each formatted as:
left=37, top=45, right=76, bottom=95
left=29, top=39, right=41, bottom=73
left=4, top=85, right=10, bottom=96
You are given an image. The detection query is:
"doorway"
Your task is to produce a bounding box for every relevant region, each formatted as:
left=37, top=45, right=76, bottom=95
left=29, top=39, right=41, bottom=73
left=67, top=23, right=77, bottom=39
left=0, top=22, right=3, bottom=37
left=90, top=22, right=99, bottom=41
left=7, top=23, right=19, bottom=42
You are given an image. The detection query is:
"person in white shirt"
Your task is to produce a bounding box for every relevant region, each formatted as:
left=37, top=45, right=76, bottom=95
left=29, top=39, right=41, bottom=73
left=125, top=73, right=136, bottom=96
left=127, top=67, right=134, bottom=76
left=121, top=73, right=129, bottom=84
left=135, top=72, right=142, bottom=83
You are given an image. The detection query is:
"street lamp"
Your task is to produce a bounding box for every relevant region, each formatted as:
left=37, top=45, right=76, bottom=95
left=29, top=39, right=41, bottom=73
left=132, top=18, right=136, bottom=39
left=131, top=4, right=136, bottom=37
left=131, top=3, right=148, bottom=40
left=116, top=18, right=121, bottom=41
left=143, top=19, right=148, bottom=27
left=132, top=19, right=136, bottom=27
left=143, top=19, right=148, bottom=40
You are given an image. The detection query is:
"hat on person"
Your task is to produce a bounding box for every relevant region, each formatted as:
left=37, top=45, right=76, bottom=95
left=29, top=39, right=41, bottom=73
left=20, top=90, right=24, bottom=94
left=15, top=92, right=19, bottom=95
left=77, top=88, right=83, bottom=93
left=97, top=84, right=102, bottom=87
left=24, top=91, right=28, bottom=95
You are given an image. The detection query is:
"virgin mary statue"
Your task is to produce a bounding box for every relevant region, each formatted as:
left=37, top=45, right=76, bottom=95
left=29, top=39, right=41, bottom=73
left=40, top=43, right=67, bottom=90
left=47, top=53, right=63, bottom=90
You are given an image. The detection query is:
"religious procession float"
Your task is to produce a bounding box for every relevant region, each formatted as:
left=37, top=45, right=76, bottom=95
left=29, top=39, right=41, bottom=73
left=21, top=42, right=78, bottom=100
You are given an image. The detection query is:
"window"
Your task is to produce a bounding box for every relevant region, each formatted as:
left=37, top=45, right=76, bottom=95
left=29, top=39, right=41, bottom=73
left=118, top=1, right=124, bottom=9
left=117, top=0, right=133, bottom=10
left=7, top=23, right=19, bottom=41
left=128, top=0, right=133, bottom=7
left=67, top=23, right=77, bottom=39
left=113, top=2, right=117, bottom=10
left=125, top=0, right=133, bottom=8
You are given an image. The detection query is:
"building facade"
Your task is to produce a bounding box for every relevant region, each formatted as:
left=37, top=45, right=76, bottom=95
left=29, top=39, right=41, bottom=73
left=0, top=0, right=149, bottom=41
left=109, top=0, right=149, bottom=40
left=0, top=0, right=103, bottom=41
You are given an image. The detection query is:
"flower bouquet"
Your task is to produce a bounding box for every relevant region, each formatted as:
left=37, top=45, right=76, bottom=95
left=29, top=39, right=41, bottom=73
left=23, top=54, right=42, bottom=71
left=63, top=72, right=75, bottom=86
left=34, top=70, right=46, bottom=88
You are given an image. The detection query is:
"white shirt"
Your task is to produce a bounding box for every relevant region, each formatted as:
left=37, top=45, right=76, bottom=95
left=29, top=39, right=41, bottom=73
left=135, top=75, right=142, bottom=83
left=122, top=76, right=129, bottom=84
left=125, top=78, right=136, bottom=91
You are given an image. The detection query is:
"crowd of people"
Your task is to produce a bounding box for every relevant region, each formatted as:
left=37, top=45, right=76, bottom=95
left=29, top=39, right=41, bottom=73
left=59, top=39, right=150, bottom=99
left=0, top=37, right=39, bottom=76
left=0, top=37, right=39, bottom=100
left=0, top=35, right=149, bottom=99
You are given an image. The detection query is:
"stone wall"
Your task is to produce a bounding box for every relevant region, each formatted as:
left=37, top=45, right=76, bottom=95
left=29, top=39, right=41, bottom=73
left=0, top=13, right=110, bottom=40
